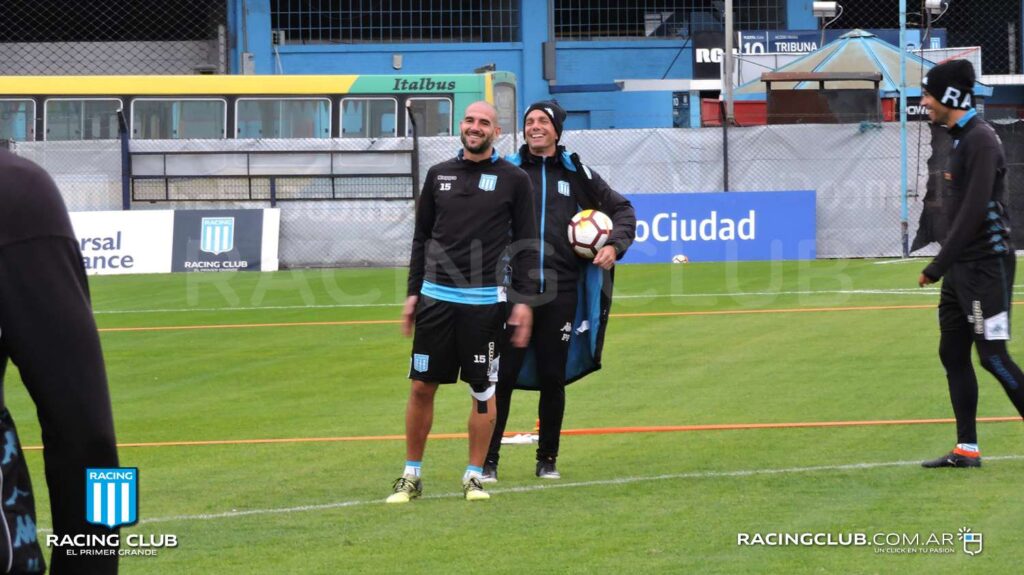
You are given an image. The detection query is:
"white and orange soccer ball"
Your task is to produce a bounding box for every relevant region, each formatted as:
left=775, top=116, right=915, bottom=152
left=567, top=209, right=613, bottom=259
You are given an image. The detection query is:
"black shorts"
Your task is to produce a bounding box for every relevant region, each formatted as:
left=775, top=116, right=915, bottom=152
left=939, top=256, right=1015, bottom=340
left=409, top=295, right=504, bottom=390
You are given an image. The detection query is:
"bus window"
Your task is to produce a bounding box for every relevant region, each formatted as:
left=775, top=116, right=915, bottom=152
left=341, top=98, right=397, bottom=138
left=132, top=99, right=226, bottom=139
left=494, top=82, right=516, bottom=134
left=0, top=100, right=35, bottom=141
left=236, top=98, right=330, bottom=139
left=45, top=98, right=121, bottom=141
left=407, top=98, right=452, bottom=137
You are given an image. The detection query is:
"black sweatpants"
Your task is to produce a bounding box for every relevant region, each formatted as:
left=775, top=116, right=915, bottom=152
left=488, top=290, right=578, bottom=463
left=937, top=256, right=1024, bottom=444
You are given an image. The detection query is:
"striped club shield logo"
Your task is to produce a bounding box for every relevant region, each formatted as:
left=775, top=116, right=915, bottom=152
left=200, top=217, right=235, bottom=255
left=86, top=468, right=138, bottom=528
left=478, top=174, right=497, bottom=191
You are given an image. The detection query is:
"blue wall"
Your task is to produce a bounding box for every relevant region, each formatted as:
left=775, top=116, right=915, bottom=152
left=232, top=0, right=814, bottom=129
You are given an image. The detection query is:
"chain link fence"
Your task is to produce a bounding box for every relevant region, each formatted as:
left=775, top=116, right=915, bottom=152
left=4, top=1, right=1021, bottom=266
left=829, top=0, right=1021, bottom=75
left=0, top=0, right=228, bottom=75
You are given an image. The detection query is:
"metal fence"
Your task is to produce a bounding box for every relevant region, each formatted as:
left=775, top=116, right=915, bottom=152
left=271, top=0, right=521, bottom=44
left=0, top=0, right=229, bottom=75
left=829, top=0, right=1021, bottom=75
left=554, top=0, right=786, bottom=40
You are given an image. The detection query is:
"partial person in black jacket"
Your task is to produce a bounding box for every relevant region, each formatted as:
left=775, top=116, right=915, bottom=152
left=387, top=101, right=538, bottom=503
left=0, top=150, right=120, bottom=573
left=917, top=60, right=1024, bottom=468
left=483, top=100, right=635, bottom=481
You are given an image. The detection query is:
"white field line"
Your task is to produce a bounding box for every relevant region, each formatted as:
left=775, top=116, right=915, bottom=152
left=872, top=258, right=930, bottom=265
left=93, top=286, right=1023, bottom=316
left=38, top=454, right=1023, bottom=531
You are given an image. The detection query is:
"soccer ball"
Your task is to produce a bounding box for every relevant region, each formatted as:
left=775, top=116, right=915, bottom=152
left=672, top=254, right=689, bottom=264
left=568, top=209, right=613, bottom=259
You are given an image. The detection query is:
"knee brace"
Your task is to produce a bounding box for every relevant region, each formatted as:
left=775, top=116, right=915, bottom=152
left=470, top=384, right=496, bottom=414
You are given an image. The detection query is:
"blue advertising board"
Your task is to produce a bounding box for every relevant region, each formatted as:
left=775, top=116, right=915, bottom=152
left=622, top=191, right=816, bottom=263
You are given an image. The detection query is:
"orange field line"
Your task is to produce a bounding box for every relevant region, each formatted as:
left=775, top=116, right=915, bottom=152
left=21, top=416, right=1019, bottom=450
left=100, top=301, right=1020, bottom=333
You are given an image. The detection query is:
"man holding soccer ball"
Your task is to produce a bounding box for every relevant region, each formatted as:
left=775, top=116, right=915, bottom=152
left=483, top=100, right=635, bottom=481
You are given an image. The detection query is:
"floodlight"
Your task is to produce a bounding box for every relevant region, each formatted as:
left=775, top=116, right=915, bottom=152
left=812, top=2, right=839, bottom=18
left=925, top=0, right=948, bottom=16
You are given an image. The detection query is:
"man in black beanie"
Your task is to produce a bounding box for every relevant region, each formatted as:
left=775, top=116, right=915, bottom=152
left=917, top=59, right=1024, bottom=467
left=482, top=100, right=635, bottom=481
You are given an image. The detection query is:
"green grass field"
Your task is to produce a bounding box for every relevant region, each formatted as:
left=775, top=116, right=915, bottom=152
left=6, top=258, right=1023, bottom=573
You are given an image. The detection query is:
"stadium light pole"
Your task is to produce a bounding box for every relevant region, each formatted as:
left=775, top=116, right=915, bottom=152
left=723, top=0, right=734, bottom=122
left=723, top=0, right=733, bottom=191
left=900, top=0, right=909, bottom=257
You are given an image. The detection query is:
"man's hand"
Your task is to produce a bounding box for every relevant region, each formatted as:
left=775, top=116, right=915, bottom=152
left=506, top=303, right=533, bottom=348
left=918, top=273, right=935, bottom=288
left=592, top=245, right=617, bottom=270
left=401, top=295, right=419, bottom=337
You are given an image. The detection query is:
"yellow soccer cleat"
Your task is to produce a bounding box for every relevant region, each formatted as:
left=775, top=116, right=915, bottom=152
left=385, top=474, right=422, bottom=504
left=462, top=477, right=490, bottom=501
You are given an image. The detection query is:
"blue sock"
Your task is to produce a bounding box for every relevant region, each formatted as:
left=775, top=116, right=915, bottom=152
left=463, top=465, right=483, bottom=481
left=404, top=461, right=422, bottom=478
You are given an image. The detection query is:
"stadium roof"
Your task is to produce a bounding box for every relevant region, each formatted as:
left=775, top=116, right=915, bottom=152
left=733, top=29, right=994, bottom=101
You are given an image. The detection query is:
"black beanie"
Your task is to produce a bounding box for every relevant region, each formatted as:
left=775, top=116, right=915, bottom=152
left=524, top=100, right=566, bottom=142
left=923, top=59, right=976, bottom=110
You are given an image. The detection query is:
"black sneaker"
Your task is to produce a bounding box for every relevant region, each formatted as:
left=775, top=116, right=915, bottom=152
left=481, top=461, right=498, bottom=484
left=921, top=451, right=982, bottom=468
left=536, top=458, right=560, bottom=479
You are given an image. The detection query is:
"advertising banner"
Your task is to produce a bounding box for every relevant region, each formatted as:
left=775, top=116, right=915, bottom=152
left=70, top=209, right=280, bottom=275
left=171, top=209, right=279, bottom=272
left=622, top=191, right=816, bottom=263
left=69, top=210, right=174, bottom=275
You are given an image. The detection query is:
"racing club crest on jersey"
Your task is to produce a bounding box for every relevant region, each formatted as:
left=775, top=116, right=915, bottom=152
left=479, top=174, right=497, bottom=191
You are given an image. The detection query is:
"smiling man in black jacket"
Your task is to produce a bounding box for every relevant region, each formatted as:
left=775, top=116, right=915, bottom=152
left=388, top=101, right=538, bottom=503
left=917, top=60, right=1024, bottom=468
left=483, top=100, right=635, bottom=481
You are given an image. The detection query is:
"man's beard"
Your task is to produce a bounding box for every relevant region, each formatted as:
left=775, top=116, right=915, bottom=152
left=461, top=131, right=493, bottom=154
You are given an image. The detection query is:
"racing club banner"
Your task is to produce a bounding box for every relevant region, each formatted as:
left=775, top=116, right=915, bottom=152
left=171, top=209, right=279, bottom=272
left=70, top=208, right=280, bottom=275
left=622, top=191, right=815, bottom=263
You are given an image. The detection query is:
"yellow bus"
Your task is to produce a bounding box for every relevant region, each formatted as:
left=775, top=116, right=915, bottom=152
left=0, top=72, right=517, bottom=141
